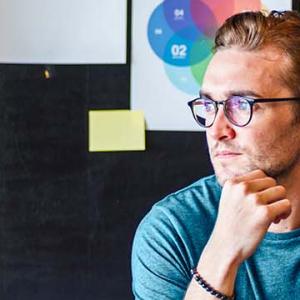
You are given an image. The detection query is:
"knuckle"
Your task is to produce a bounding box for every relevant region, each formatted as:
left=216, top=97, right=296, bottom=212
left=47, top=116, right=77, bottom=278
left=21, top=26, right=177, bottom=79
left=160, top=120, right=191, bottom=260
left=267, top=177, right=277, bottom=186
left=224, top=179, right=238, bottom=191
left=258, top=206, right=271, bottom=220
left=238, top=182, right=250, bottom=194
left=276, top=185, right=286, bottom=196
left=254, top=169, right=266, bottom=177
left=226, top=178, right=238, bottom=186
left=248, top=193, right=261, bottom=204
left=282, top=198, right=291, bottom=209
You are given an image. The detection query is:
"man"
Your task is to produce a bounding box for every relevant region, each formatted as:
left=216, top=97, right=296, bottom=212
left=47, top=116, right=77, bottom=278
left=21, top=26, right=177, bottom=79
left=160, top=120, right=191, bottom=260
left=132, top=10, right=300, bottom=299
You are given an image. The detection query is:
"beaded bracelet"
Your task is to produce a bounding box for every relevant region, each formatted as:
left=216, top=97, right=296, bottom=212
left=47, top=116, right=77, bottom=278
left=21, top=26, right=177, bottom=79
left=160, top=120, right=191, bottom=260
left=190, top=268, right=235, bottom=300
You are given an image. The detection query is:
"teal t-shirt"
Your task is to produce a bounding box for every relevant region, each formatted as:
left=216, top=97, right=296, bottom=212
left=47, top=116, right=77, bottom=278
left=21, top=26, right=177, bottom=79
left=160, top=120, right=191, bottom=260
left=131, top=175, right=300, bottom=299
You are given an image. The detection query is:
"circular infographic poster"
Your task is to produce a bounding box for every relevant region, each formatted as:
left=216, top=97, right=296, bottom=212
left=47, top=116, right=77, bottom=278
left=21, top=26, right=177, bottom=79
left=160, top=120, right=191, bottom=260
left=147, top=0, right=262, bottom=95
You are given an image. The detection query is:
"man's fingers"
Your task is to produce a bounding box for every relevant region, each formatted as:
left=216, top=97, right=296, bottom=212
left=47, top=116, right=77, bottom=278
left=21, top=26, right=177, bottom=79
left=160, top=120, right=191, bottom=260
left=248, top=177, right=277, bottom=192
left=232, top=169, right=267, bottom=183
left=257, top=185, right=286, bottom=204
left=267, top=199, right=292, bottom=222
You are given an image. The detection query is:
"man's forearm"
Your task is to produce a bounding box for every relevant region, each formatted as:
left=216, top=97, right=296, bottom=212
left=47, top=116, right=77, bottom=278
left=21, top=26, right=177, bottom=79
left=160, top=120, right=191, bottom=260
left=184, top=237, right=239, bottom=299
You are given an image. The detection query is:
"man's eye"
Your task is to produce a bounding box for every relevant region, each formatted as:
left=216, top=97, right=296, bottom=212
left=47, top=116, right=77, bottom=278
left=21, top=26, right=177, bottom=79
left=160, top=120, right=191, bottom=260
left=238, top=101, right=249, bottom=111
left=204, top=102, right=214, bottom=112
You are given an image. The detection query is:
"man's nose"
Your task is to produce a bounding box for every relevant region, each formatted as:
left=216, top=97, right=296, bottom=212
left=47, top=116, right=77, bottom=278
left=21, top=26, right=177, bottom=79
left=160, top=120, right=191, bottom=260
left=207, top=107, right=236, bottom=141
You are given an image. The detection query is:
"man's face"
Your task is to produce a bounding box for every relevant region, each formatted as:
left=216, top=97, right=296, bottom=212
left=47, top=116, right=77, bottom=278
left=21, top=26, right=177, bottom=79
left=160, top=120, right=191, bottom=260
left=203, top=47, right=300, bottom=186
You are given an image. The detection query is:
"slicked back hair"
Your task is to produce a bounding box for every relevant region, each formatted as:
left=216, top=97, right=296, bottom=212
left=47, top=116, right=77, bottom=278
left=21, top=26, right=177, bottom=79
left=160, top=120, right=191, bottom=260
left=214, top=10, right=300, bottom=97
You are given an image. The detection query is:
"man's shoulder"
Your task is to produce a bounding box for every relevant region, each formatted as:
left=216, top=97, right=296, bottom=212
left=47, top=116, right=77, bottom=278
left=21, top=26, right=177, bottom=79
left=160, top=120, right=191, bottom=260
left=132, top=174, right=222, bottom=284
left=154, top=174, right=221, bottom=211
left=140, top=174, right=221, bottom=229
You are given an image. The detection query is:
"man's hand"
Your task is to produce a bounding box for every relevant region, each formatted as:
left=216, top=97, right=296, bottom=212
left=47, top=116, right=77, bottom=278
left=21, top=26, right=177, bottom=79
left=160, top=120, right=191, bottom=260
left=210, top=169, right=291, bottom=265
left=184, top=169, right=292, bottom=299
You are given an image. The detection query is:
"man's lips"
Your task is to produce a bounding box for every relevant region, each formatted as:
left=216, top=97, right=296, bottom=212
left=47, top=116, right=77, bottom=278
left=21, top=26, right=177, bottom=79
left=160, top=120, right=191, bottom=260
left=214, top=151, right=242, bottom=158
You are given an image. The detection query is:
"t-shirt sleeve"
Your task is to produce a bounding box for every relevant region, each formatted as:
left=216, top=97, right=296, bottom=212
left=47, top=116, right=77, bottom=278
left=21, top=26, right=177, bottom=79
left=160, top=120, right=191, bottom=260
left=131, top=176, right=220, bottom=300
left=131, top=204, right=191, bottom=300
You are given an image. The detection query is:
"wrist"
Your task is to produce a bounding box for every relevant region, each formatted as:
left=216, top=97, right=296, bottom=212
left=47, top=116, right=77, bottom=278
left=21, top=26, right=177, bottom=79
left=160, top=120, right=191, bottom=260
left=191, top=268, right=235, bottom=300
left=196, top=239, right=241, bottom=296
left=203, top=234, right=243, bottom=270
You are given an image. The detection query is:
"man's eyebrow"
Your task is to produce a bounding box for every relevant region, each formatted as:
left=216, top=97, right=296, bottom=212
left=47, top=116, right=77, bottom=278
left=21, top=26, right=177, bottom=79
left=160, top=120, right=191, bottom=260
left=227, top=90, right=264, bottom=98
left=199, top=89, right=264, bottom=99
left=199, top=89, right=213, bottom=99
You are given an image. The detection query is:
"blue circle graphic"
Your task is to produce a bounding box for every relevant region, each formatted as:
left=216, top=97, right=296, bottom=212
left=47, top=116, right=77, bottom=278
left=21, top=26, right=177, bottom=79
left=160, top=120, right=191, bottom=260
left=147, top=0, right=215, bottom=95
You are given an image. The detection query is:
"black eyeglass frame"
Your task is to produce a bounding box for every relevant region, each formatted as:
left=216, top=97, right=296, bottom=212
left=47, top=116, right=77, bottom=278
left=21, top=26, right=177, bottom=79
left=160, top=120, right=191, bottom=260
left=187, top=96, right=300, bottom=128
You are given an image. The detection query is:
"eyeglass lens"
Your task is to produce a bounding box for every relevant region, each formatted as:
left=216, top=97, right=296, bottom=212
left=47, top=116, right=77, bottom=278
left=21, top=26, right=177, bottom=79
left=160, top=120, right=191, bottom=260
left=192, top=96, right=252, bottom=127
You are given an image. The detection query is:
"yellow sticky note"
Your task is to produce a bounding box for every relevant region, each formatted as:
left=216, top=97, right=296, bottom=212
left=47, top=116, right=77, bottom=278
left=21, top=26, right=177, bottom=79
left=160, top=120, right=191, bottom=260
left=88, top=110, right=145, bottom=152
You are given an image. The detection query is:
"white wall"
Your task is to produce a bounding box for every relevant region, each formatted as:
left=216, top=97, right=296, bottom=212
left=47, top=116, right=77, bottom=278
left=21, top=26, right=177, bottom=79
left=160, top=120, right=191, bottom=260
left=0, top=0, right=127, bottom=63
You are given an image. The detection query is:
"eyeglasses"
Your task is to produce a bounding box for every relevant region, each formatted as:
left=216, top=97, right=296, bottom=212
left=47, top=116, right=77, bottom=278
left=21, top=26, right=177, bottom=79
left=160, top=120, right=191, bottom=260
left=188, top=95, right=300, bottom=128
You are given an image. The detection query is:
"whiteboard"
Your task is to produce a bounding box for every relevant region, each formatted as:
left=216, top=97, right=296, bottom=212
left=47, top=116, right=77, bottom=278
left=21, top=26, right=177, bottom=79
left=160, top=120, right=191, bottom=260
left=0, top=0, right=127, bottom=64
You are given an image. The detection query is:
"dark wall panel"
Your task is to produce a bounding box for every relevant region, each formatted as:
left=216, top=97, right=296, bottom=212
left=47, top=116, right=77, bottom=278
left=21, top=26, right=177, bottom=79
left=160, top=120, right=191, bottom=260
left=1, top=65, right=89, bottom=300
left=0, top=63, right=213, bottom=300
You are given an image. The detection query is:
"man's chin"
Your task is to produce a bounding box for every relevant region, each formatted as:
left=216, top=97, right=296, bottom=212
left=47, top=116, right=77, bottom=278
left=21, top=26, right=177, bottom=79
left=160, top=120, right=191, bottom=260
left=211, top=157, right=261, bottom=185
left=214, top=167, right=255, bottom=186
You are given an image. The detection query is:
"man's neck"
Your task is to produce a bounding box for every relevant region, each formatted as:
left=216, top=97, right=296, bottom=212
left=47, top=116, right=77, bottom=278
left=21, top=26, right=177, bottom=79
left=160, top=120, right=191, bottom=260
left=268, top=166, right=300, bottom=233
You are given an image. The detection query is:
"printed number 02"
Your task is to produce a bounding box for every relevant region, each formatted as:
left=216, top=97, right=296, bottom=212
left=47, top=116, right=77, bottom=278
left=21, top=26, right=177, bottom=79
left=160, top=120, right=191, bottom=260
left=171, top=44, right=187, bottom=58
